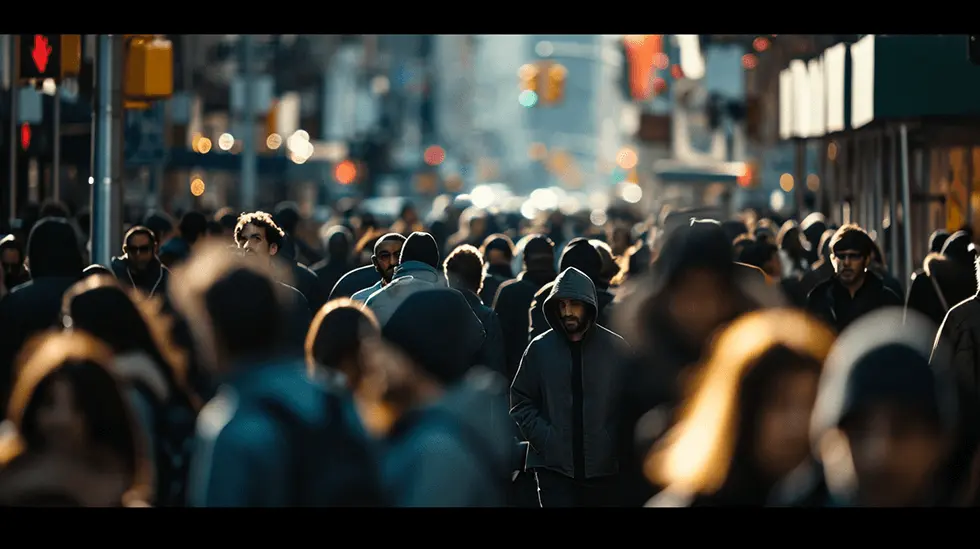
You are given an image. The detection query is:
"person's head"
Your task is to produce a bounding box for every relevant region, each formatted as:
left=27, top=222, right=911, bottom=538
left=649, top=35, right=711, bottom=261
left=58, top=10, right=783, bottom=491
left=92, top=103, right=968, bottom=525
left=372, top=233, right=406, bottom=283
left=122, top=226, right=157, bottom=272
left=400, top=231, right=440, bottom=269
left=829, top=224, right=874, bottom=288
left=322, top=226, right=354, bottom=264
left=178, top=211, right=208, bottom=247
left=234, top=211, right=286, bottom=265
left=444, top=245, right=484, bottom=295
left=169, top=242, right=285, bottom=373
left=305, top=298, right=380, bottom=389
left=26, top=217, right=84, bottom=279
left=273, top=201, right=301, bottom=235
left=0, top=234, right=24, bottom=278
left=141, top=211, right=175, bottom=250
left=39, top=199, right=70, bottom=220
left=521, top=234, right=556, bottom=273
left=6, top=331, right=150, bottom=504
left=479, top=233, right=515, bottom=268
left=813, top=309, right=957, bottom=507
left=646, top=309, right=834, bottom=497
left=929, top=230, right=951, bottom=255
left=591, top=239, right=618, bottom=290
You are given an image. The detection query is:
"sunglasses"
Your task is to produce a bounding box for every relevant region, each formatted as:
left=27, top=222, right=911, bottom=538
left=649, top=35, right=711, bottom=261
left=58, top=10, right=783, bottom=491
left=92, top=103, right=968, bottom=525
left=127, top=245, right=153, bottom=255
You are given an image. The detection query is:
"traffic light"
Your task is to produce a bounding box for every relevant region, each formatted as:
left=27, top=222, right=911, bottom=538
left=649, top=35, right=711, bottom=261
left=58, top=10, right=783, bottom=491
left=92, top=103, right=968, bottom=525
left=124, top=35, right=173, bottom=103
left=17, top=34, right=82, bottom=82
left=737, top=161, right=759, bottom=189
left=542, top=63, right=567, bottom=105
left=518, top=63, right=540, bottom=93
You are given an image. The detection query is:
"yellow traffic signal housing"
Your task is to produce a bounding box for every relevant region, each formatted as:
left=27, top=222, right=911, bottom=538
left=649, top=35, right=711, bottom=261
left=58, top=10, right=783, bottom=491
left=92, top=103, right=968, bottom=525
left=518, top=63, right=540, bottom=92
left=124, top=35, right=173, bottom=101
left=542, top=63, right=567, bottom=105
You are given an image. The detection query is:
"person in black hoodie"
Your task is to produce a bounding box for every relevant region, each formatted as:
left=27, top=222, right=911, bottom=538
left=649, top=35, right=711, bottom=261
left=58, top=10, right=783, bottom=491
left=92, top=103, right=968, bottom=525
left=0, top=217, right=84, bottom=409
left=528, top=238, right=614, bottom=342
left=444, top=245, right=506, bottom=377
left=492, top=234, right=556, bottom=382
left=478, top=233, right=515, bottom=307
left=806, top=224, right=903, bottom=333
left=906, top=230, right=977, bottom=330
left=110, top=226, right=171, bottom=302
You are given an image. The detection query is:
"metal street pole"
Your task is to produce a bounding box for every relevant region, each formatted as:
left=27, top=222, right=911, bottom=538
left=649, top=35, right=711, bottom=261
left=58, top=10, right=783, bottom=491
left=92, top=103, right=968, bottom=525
left=899, top=124, right=913, bottom=284
left=240, top=35, right=257, bottom=211
left=52, top=84, right=61, bottom=201
left=91, top=34, right=114, bottom=267
left=7, top=35, right=18, bottom=228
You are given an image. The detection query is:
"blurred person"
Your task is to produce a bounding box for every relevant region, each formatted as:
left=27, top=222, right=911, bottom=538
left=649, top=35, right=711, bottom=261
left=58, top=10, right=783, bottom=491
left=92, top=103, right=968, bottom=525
left=82, top=264, right=113, bottom=278
left=348, top=233, right=406, bottom=303
left=720, top=220, right=749, bottom=244
left=799, top=229, right=838, bottom=297
left=0, top=331, right=151, bottom=506
left=0, top=218, right=85, bottom=410
left=494, top=234, right=557, bottom=381
left=800, top=212, right=828, bottom=266
left=645, top=310, right=834, bottom=506
left=312, top=226, right=355, bottom=301
left=159, top=211, right=207, bottom=268
left=390, top=200, right=424, bottom=237
left=777, top=220, right=809, bottom=278
left=812, top=309, right=959, bottom=506
left=170, top=243, right=383, bottom=507
left=329, top=229, right=390, bottom=300
left=446, top=207, right=488, bottom=254
left=62, top=275, right=198, bottom=506
left=205, top=220, right=224, bottom=237
left=869, top=241, right=904, bottom=297
left=478, top=233, right=515, bottom=307
left=371, top=288, right=511, bottom=506
left=444, top=245, right=506, bottom=377
left=906, top=232, right=977, bottom=329
left=1, top=234, right=28, bottom=292
left=274, top=201, right=324, bottom=267
left=529, top=238, right=615, bottom=342
left=111, top=225, right=171, bottom=302
left=591, top=240, right=620, bottom=292
left=914, top=229, right=952, bottom=280
left=213, top=207, right=238, bottom=234
left=141, top=210, right=176, bottom=255
left=609, top=226, right=632, bottom=257
left=511, top=267, right=630, bottom=507
left=305, top=298, right=379, bottom=392
left=806, top=224, right=902, bottom=333
left=612, top=218, right=778, bottom=506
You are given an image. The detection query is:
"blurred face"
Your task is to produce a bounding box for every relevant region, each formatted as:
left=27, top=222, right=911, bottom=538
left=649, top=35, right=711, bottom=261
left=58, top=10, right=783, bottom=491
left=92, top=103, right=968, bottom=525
left=667, top=268, right=737, bottom=345
left=754, top=369, right=819, bottom=479
left=835, top=404, right=948, bottom=507
left=831, top=248, right=869, bottom=287
left=238, top=223, right=278, bottom=264
left=123, top=233, right=154, bottom=271
left=2, top=248, right=22, bottom=276
left=373, top=241, right=402, bottom=283
left=558, top=298, right=588, bottom=335
left=36, top=379, right=88, bottom=454
left=486, top=249, right=509, bottom=267
left=762, top=251, right=782, bottom=279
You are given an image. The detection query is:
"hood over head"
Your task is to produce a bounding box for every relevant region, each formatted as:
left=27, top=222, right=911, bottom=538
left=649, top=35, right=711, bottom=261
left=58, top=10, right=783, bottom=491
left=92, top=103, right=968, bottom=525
left=941, top=230, right=976, bottom=268
left=382, top=288, right=484, bottom=385
left=27, top=217, right=84, bottom=278
left=520, top=234, right=556, bottom=272
left=322, top=226, right=353, bottom=264
left=543, top=267, right=598, bottom=333
left=811, top=308, right=958, bottom=445
left=558, top=237, right=602, bottom=286
left=930, top=230, right=951, bottom=254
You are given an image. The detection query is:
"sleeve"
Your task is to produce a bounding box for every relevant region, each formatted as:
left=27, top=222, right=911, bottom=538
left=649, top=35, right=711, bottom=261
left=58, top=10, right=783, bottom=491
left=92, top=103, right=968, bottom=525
left=188, top=413, right=291, bottom=507
left=934, top=311, right=977, bottom=394
left=509, top=341, right=552, bottom=453
left=527, top=295, right=548, bottom=342
left=481, top=310, right=507, bottom=377
left=391, top=433, right=487, bottom=507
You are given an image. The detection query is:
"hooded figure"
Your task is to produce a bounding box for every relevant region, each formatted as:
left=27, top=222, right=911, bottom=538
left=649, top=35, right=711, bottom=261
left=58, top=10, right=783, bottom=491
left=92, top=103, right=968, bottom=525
left=906, top=230, right=978, bottom=329
left=510, top=267, right=629, bottom=507
left=0, top=218, right=84, bottom=408
left=527, top=238, right=614, bottom=342
left=381, top=288, right=511, bottom=506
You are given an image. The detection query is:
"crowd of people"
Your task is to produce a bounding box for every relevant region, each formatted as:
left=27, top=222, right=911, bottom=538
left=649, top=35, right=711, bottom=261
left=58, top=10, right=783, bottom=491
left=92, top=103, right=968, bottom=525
left=0, top=196, right=978, bottom=507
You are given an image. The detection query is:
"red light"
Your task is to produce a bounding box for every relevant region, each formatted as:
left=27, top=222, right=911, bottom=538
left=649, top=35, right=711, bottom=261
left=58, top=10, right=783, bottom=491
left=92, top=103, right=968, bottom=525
left=334, top=160, right=357, bottom=185
left=652, top=78, right=667, bottom=94
left=19, top=123, right=31, bottom=151
left=753, top=37, right=770, bottom=52
left=737, top=164, right=754, bottom=188
left=623, top=35, right=663, bottom=100
left=652, top=52, right=669, bottom=71
left=741, top=54, right=758, bottom=70
left=670, top=64, right=684, bottom=80
left=423, top=145, right=445, bottom=166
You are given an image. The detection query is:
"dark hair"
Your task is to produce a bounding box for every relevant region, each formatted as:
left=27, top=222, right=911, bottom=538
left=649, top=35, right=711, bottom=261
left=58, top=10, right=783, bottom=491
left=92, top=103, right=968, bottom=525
left=480, top=233, right=515, bottom=261
left=444, top=245, right=484, bottom=293
left=39, top=199, right=70, bottom=220
left=141, top=211, right=174, bottom=244
left=305, top=299, right=379, bottom=387
left=124, top=225, right=156, bottom=249
left=205, top=267, right=282, bottom=359
left=179, top=212, right=208, bottom=245
left=401, top=231, right=440, bottom=268
left=830, top=224, right=873, bottom=257
left=234, top=211, right=285, bottom=249
left=273, top=202, right=301, bottom=235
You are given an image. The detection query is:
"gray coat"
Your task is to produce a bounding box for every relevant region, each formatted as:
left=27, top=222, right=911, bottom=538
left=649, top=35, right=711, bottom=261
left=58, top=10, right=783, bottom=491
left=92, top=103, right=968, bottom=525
left=364, top=261, right=447, bottom=326
left=510, top=267, right=629, bottom=479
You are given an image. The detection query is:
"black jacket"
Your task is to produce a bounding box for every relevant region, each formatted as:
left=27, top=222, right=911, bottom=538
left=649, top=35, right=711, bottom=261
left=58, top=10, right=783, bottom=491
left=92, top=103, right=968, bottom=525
left=806, top=272, right=903, bottom=333
left=329, top=265, right=381, bottom=301
left=493, top=270, right=555, bottom=382
left=510, top=267, right=629, bottom=479
left=110, top=256, right=171, bottom=301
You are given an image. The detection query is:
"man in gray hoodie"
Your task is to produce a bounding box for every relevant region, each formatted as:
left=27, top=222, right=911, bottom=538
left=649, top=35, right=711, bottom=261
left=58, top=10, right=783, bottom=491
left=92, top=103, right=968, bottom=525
left=510, top=267, right=629, bottom=507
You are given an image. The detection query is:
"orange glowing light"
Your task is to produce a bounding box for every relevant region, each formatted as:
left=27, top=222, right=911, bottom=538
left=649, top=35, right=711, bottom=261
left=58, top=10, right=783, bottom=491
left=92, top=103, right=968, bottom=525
left=423, top=145, right=446, bottom=166
left=670, top=64, right=684, bottom=80
left=623, top=34, right=663, bottom=101
left=753, top=37, right=770, bottom=52
left=742, top=54, right=758, bottom=70
left=335, top=160, right=357, bottom=185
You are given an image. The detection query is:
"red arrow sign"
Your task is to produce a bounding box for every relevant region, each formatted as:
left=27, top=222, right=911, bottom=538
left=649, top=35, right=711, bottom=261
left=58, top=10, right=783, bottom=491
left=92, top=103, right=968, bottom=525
left=31, top=34, right=52, bottom=74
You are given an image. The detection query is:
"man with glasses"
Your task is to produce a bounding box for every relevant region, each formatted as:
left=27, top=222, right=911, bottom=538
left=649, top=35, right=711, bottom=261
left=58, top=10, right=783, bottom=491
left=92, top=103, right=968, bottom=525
left=350, top=233, right=406, bottom=303
left=806, top=224, right=902, bottom=332
left=111, top=225, right=171, bottom=301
